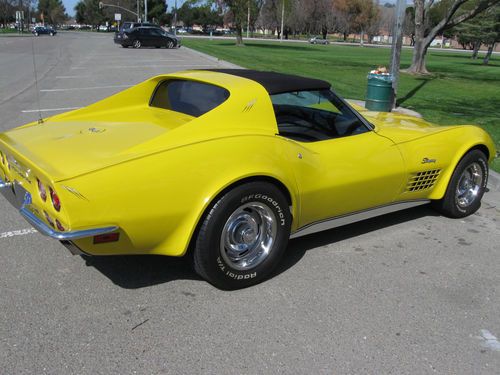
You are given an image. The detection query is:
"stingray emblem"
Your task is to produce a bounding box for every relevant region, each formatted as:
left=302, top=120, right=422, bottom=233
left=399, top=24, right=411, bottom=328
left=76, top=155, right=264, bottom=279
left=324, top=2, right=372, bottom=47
left=421, top=157, right=437, bottom=164
left=243, top=99, right=257, bottom=112
left=81, top=127, right=106, bottom=134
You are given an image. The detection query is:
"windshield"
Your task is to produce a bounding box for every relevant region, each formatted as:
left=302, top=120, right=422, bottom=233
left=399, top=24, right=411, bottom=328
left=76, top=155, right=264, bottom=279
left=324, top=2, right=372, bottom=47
left=271, top=90, right=370, bottom=142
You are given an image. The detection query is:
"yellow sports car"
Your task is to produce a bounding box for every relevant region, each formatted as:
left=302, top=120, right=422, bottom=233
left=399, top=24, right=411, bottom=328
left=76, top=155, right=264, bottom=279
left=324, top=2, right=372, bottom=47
left=0, top=69, right=495, bottom=289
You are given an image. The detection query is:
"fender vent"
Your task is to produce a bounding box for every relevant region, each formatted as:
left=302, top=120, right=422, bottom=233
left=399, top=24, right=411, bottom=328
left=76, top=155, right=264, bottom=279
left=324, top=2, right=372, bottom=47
left=407, top=169, right=441, bottom=192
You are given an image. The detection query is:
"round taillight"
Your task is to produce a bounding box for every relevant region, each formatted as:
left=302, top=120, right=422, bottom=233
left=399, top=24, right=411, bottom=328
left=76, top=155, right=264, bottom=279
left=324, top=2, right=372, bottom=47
left=55, top=219, right=65, bottom=231
left=50, top=187, right=61, bottom=211
left=37, top=179, right=47, bottom=201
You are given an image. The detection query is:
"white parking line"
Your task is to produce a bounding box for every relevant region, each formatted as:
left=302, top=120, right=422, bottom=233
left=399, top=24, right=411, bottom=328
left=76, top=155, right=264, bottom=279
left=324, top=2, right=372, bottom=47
left=0, top=228, right=37, bottom=239
left=56, top=75, right=91, bottom=79
left=21, top=107, right=82, bottom=113
left=40, top=84, right=132, bottom=92
left=479, top=329, right=500, bottom=351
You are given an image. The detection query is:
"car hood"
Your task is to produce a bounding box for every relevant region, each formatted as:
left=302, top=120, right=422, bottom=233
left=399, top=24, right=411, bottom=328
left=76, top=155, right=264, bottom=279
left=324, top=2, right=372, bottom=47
left=352, top=105, right=456, bottom=143
left=0, top=107, right=193, bottom=181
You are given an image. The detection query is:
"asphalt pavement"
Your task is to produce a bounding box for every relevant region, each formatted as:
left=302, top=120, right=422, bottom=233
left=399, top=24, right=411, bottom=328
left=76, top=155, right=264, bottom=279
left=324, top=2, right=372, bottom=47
left=0, top=31, right=499, bottom=374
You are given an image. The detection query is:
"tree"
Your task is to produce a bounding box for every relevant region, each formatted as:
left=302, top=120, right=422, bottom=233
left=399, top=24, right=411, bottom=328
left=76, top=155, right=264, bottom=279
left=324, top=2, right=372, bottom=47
left=408, top=0, right=500, bottom=74
left=38, top=0, right=66, bottom=25
left=74, top=0, right=104, bottom=27
left=216, top=0, right=262, bottom=45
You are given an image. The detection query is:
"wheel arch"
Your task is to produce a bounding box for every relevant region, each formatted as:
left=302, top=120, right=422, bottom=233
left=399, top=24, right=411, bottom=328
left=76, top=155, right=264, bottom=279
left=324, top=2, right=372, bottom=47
left=184, top=174, right=297, bottom=257
left=429, top=142, right=492, bottom=200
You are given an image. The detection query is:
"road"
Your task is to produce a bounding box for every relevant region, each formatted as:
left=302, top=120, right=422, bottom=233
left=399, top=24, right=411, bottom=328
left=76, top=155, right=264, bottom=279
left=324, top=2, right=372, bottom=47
left=1, top=32, right=499, bottom=374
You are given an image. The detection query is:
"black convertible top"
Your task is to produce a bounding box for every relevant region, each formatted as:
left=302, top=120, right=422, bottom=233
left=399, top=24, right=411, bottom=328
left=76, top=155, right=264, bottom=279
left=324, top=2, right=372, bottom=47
left=205, top=69, right=331, bottom=95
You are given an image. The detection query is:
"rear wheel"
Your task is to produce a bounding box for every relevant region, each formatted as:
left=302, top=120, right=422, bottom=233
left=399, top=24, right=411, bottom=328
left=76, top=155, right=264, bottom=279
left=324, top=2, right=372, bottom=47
left=133, top=40, right=141, bottom=48
left=432, top=150, right=488, bottom=218
left=167, top=40, right=174, bottom=49
left=193, top=182, right=291, bottom=290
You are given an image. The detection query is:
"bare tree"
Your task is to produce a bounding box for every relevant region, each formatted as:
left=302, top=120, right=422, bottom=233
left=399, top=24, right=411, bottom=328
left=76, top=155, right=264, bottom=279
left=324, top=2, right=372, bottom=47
left=408, top=0, right=500, bottom=74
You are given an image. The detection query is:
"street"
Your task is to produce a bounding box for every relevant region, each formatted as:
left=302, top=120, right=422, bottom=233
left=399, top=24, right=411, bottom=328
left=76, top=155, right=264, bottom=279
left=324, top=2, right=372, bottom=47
left=1, top=32, right=499, bottom=374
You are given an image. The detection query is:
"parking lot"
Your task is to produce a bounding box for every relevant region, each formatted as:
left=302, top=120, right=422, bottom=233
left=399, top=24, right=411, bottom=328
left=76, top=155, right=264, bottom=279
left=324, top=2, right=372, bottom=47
left=1, top=32, right=499, bottom=374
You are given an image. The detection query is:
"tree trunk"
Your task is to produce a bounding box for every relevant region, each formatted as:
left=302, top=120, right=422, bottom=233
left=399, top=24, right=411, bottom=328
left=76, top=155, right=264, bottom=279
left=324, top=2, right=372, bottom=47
left=235, top=24, right=243, bottom=45
left=360, top=29, right=364, bottom=46
left=483, top=43, right=495, bottom=65
left=471, top=41, right=481, bottom=59
left=407, top=36, right=430, bottom=74
left=322, top=26, right=327, bottom=39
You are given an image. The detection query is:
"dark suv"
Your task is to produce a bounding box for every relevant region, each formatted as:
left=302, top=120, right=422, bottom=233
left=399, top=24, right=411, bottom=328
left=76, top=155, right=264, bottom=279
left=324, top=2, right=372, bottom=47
left=115, top=26, right=180, bottom=49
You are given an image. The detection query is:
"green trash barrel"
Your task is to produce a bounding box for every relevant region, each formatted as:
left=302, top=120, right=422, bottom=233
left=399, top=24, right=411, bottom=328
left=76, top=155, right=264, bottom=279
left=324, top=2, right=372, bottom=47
left=365, top=73, right=393, bottom=112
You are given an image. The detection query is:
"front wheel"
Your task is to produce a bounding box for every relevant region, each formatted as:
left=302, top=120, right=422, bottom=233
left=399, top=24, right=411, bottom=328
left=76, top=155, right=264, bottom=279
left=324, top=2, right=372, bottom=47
left=133, top=40, right=141, bottom=48
left=432, top=149, right=488, bottom=218
left=167, top=40, right=174, bottom=49
left=193, top=182, right=291, bottom=290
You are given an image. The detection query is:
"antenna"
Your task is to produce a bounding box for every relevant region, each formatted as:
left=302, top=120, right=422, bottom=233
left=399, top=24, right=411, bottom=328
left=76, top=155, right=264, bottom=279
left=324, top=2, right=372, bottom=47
left=30, top=32, right=44, bottom=124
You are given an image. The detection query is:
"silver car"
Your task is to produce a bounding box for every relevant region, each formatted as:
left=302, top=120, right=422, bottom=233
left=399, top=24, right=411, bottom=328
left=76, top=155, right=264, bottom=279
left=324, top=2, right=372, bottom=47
left=309, top=36, right=330, bottom=45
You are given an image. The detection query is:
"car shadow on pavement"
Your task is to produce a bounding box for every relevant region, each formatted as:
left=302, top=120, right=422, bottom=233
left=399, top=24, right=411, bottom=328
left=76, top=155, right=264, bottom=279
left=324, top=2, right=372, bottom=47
left=83, top=205, right=440, bottom=289
left=273, top=204, right=441, bottom=278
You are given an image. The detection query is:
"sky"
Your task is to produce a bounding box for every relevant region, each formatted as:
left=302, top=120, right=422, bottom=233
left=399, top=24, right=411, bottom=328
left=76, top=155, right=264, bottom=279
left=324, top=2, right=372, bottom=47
left=64, top=0, right=186, bottom=18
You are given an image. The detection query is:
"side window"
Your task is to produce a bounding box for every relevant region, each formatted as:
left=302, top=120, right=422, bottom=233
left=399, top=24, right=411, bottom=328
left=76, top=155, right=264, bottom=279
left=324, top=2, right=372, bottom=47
left=272, top=90, right=369, bottom=142
left=150, top=79, right=230, bottom=117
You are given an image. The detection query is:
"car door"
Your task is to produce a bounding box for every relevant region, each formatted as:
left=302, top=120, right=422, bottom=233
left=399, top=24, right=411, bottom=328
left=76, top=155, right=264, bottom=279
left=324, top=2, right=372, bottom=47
left=272, top=90, right=406, bottom=228
left=138, top=28, right=150, bottom=46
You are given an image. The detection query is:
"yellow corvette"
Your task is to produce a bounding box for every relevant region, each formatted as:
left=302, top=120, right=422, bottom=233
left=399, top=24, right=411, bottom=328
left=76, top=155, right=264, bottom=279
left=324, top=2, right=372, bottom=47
left=0, top=69, right=495, bottom=289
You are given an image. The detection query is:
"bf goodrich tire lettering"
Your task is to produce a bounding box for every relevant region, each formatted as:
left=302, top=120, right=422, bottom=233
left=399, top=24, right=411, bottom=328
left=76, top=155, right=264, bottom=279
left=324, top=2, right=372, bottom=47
left=193, top=182, right=291, bottom=290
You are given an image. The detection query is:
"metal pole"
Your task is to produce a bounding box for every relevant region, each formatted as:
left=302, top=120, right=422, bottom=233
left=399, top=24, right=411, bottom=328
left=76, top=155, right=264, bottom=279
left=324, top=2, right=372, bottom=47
left=246, top=0, right=250, bottom=38
left=389, top=0, right=406, bottom=109
left=137, top=0, right=140, bottom=21
left=280, top=0, right=284, bottom=41
left=173, top=0, right=177, bottom=35
left=144, top=0, right=147, bottom=22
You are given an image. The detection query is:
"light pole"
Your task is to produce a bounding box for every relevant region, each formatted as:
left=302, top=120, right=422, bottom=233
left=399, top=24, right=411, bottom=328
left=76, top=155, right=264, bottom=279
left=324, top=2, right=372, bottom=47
left=280, top=0, right=284, bottom=41
left=99, top=2, right=139, bottom=22
left=389, top=0, right=406, bottom=109
left=246, top=0, right=250, bottom=39
left=173, top=0, right=177, bottom=35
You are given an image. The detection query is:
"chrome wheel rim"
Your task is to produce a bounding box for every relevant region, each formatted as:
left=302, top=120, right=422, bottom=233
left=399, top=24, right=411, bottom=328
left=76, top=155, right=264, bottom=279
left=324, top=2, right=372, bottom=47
left=220, top=202, right=277, bottom=271
left=456, top=162, right=483, bottom=208
left=133, top=40, right=140, bottom=48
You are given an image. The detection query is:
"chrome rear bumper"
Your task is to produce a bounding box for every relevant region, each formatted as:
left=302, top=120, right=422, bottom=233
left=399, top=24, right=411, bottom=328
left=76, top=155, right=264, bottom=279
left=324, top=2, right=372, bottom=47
left=0, top=175, right=118, bottom=241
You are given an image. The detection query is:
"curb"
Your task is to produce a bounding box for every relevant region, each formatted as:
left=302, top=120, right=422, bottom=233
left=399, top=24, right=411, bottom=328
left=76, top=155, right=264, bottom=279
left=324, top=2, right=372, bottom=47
left=183, top=46, right=243, bottom=69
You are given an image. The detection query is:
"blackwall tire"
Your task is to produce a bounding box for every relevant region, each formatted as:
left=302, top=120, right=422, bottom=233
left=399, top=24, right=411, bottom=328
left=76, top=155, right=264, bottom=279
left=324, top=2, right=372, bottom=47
left=432, top=149, right=488, bottom=218
left=193, top=182, right=291, bottom=290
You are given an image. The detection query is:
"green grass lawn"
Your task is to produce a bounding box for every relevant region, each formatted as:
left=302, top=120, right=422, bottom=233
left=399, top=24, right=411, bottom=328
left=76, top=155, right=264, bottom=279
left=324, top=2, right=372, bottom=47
left=183, top=38, right=500, bottom=172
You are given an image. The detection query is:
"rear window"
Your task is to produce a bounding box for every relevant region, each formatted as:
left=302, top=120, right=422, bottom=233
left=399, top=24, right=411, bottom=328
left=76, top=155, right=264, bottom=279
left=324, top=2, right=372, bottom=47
left=150, top=80, right=230, bottom=117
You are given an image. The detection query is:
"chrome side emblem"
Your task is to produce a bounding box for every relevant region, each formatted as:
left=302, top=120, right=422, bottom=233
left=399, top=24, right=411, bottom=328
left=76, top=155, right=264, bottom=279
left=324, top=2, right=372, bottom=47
left=422, top=157, right=437, bottom=164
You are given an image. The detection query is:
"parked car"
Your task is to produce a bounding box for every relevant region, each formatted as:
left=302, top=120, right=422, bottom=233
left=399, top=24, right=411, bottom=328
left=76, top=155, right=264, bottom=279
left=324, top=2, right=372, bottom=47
left=98, top=25, right=108, bottom=32
left=115, top=26, right=180, bottom=48
left=32, top=26, right=56, bottom=36
left=119, top=22, right=159, bottom=33
left=0, top=69, right=495, bottom=289
left=309, top=36, right=329, bottom=44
